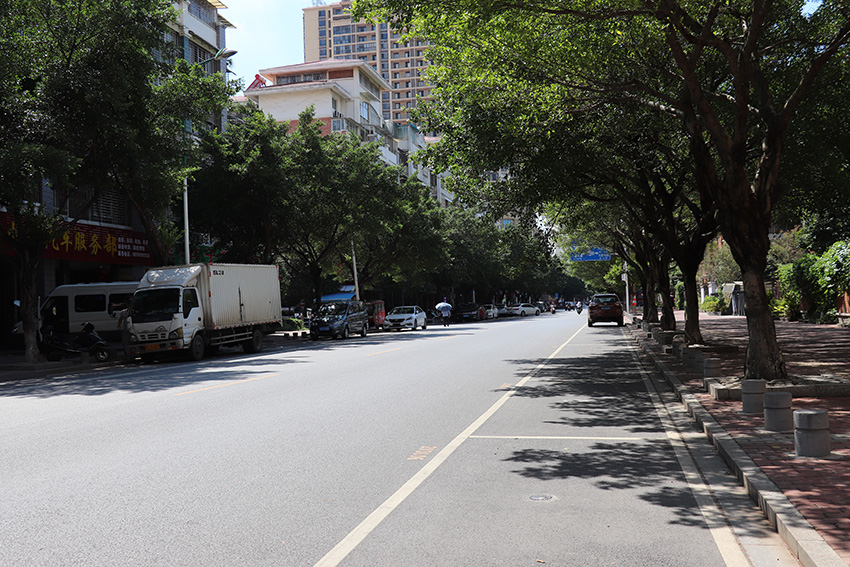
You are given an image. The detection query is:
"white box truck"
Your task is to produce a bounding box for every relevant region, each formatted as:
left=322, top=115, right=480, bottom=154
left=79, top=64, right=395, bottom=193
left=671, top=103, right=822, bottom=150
left=126, top=264, right=281, bottom=361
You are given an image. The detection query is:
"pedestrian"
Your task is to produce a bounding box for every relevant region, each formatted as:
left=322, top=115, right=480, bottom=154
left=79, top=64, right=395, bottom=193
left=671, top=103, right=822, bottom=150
left=116, top=305, right=130, bottom=358
left=435, top=298, right=452, bottom=327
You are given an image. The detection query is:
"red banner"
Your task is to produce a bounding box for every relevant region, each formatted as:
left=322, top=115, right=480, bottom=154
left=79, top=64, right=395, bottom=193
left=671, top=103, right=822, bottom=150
left=1, top=212, right=152, bottom=266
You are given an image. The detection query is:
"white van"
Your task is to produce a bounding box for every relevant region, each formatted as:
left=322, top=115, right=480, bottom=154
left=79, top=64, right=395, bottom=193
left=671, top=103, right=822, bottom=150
left=14, top=282, right=139, bottom=341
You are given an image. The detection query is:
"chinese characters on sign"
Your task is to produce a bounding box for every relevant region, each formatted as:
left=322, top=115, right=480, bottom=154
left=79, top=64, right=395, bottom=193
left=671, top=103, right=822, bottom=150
left=1, top=212, right=152, bottom=265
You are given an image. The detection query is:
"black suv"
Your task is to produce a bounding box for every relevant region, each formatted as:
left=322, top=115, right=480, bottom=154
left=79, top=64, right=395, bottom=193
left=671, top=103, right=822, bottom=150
left=310, top=300, right=368, bottom=339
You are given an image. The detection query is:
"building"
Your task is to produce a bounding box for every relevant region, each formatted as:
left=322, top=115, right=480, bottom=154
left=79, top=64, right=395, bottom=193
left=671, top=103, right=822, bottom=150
left=302, top=1, right=432, bottom=124
left=246, top=59, right=398, bottom=164
left=0, top=0, right=235, bottom=348
left=245, top=59, right=452, bottom=205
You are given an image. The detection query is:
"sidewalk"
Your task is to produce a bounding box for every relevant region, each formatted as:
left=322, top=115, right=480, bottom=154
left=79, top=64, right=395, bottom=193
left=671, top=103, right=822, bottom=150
left=628, top=311, right=850, bottom=567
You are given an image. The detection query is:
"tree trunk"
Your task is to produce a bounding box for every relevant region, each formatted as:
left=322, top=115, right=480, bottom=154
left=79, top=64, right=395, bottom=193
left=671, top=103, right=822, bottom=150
left=17, top=247, right=43, bottom=363
left=657, top=264, right=676, bottom=331
left=740, top=266, right=787, bottom=381
left=643, top=270, right=659, bottom=323
left=681, top=266, right=705, bottom=344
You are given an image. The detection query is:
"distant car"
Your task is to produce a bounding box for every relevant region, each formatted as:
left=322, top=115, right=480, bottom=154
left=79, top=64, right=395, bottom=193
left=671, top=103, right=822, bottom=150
left=480, top=304, right=498, bottom=319
left=535, top=301, right=548, bottom=313
left=587, top=293, right=624, bottom=326
left=507, top=303, right=540, bottom=317
left=383, top=305, right=427, bottom=331
left=496, top=304, right=509, bottom=317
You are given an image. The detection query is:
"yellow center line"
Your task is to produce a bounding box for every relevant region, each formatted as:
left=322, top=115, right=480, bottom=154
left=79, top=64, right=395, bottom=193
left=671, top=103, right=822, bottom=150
left=364, top=348, right=403, bottom=357
left=173, top=373, right=276, bottom=396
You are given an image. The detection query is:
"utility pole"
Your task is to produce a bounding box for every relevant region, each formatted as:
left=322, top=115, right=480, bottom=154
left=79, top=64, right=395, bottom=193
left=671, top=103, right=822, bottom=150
left=352, top=241, right=360, bottom=300
left=622, top=261, right=630, bottom=314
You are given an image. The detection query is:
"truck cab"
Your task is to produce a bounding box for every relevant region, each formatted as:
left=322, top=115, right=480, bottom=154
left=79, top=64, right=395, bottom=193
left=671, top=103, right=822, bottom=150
left=127, top=285, right=203, bottom=358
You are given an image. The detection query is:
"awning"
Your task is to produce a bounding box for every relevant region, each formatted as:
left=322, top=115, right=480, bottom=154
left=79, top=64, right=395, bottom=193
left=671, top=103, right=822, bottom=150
left=321, top=292, right=356, bottom=302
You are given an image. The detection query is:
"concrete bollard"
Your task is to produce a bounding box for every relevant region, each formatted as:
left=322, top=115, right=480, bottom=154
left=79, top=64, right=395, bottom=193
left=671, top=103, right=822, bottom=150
left=674, top=343, right=687, bottom=361
left=764, top=392, right=793, bottom=432
left=741, top=379, right=766, bottom=414
left=794, top=409, right=830, bottom=457
left=689, top=350, right=705, bottom=372
left=703, top=358, right=722, bottom=378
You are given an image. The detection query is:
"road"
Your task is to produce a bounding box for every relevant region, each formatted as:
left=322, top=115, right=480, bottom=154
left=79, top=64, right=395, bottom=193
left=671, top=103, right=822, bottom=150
left=0, top=312, right=798, bottom=566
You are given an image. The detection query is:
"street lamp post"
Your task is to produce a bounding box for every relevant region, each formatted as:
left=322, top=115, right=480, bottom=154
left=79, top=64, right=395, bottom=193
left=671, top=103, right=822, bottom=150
left=183, top=47, right=237, bottom=264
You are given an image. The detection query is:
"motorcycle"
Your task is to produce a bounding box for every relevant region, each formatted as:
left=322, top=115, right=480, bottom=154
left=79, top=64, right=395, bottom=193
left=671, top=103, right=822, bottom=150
left=576, top=302, right=583, bottom=315
left=41, top=321, right=109, bottom=362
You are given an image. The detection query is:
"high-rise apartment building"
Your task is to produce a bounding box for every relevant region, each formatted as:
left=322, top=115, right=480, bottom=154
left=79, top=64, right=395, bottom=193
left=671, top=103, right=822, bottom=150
left=302, top=1, right=431, bottom=124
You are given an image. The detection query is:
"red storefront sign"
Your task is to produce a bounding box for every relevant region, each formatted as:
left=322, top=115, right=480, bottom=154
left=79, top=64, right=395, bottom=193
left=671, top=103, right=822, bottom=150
left=1, top=212, right=152, bottom=266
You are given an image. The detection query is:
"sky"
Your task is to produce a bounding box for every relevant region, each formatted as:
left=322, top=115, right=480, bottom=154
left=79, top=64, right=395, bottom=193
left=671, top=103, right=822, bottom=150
left=218, top=0, right=313, bottom=92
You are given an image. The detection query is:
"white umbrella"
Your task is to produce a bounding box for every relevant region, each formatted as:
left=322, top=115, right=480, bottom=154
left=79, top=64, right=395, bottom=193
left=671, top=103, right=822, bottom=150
left=435, top=301, right=452, bottom=311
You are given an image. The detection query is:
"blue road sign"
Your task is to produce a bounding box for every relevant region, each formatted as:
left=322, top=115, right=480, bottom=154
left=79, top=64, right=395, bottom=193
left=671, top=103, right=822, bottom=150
left=570, top=247, right=612, bottom=261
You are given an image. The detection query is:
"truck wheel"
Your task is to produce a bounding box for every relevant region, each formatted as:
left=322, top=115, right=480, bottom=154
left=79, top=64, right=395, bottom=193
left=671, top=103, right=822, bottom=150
left=189, top=335, right=205, bottom=361
left=360, top=323, right=367, bottom=337
left=243, top=329, right=263, bottom=353
left=341, top=325, right=349, bottom=339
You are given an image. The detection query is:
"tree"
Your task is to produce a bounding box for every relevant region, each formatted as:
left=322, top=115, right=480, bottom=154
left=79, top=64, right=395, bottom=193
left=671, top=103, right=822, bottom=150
left=354, top=0, right=850, bottom=381
left=0, top=0, right=233, bottom=362
left=192, top=103, right=293, bottom=264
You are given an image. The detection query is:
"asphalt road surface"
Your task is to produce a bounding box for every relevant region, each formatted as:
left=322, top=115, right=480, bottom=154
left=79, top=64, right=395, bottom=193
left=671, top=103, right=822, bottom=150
left=0, top=312, right=799, bottom=566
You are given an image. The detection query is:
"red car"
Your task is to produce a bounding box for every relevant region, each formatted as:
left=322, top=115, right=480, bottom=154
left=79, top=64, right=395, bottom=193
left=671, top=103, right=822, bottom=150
left=587, top=294, right=624, bottom=326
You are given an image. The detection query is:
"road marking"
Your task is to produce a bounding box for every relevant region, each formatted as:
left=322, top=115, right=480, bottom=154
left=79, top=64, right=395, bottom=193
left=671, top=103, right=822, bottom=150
left=406, top=446, right=438, bottom=460
left=628, top=345, right=750, bottom=567
left=469, top=435, right=652, bottom=441
left=172, top=373, right=276, bottom=396
left=313, top=325, right=585, bottom=567
left=363, top=348, right=402, bottom=357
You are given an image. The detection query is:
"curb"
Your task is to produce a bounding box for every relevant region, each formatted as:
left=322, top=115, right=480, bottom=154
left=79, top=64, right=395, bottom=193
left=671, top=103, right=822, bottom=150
left=629, top=326, right=847, bottom=567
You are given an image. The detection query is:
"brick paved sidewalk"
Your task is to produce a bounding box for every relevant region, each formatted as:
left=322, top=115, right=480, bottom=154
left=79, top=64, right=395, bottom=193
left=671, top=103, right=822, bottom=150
left=632, top=313, right=850, bottom=566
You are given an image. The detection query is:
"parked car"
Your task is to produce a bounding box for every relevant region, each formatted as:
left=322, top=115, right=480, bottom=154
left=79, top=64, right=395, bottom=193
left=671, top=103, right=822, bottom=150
left=496, top=304, right=509, bottom=317
left=587, top=293, right=624, bottom=327
left=383, top=305, right=427, bottom=331
left=507, top=303, right=540, bottom=317
left=535, top=301, right=548, bottom=313
left=480, top=304, right=498, bottom=319
left=454, top=302, right=484, bottom=322
left=310, top=300, right=368, bottom=339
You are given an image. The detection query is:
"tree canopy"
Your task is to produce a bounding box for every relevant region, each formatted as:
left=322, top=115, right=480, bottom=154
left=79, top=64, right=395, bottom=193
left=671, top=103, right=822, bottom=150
left=354, top=0, right=850, bottom=381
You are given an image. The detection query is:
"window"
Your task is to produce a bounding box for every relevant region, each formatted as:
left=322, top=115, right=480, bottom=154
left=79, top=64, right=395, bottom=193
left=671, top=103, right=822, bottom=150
left=108, top=294, right=133, bottom=316
left=188, top=0, right=216, bottom=27
left=319, top=10, right=325, bottom=17
left=182, top=289, right=200, bottom=317
left=75, top=294, right=106, bottom=313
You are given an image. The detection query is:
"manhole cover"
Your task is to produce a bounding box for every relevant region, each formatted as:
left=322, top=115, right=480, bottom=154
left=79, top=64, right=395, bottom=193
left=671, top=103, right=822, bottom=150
left=529, top=494, right=553, bottom=501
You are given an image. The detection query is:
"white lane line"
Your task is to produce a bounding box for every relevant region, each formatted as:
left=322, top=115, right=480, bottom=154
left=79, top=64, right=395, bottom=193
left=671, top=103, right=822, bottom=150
left=313, top=326, right=586, bottom=567
left=469, top=435, right=654, bottom=441
left=628, top=344, right=751, bottom=567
